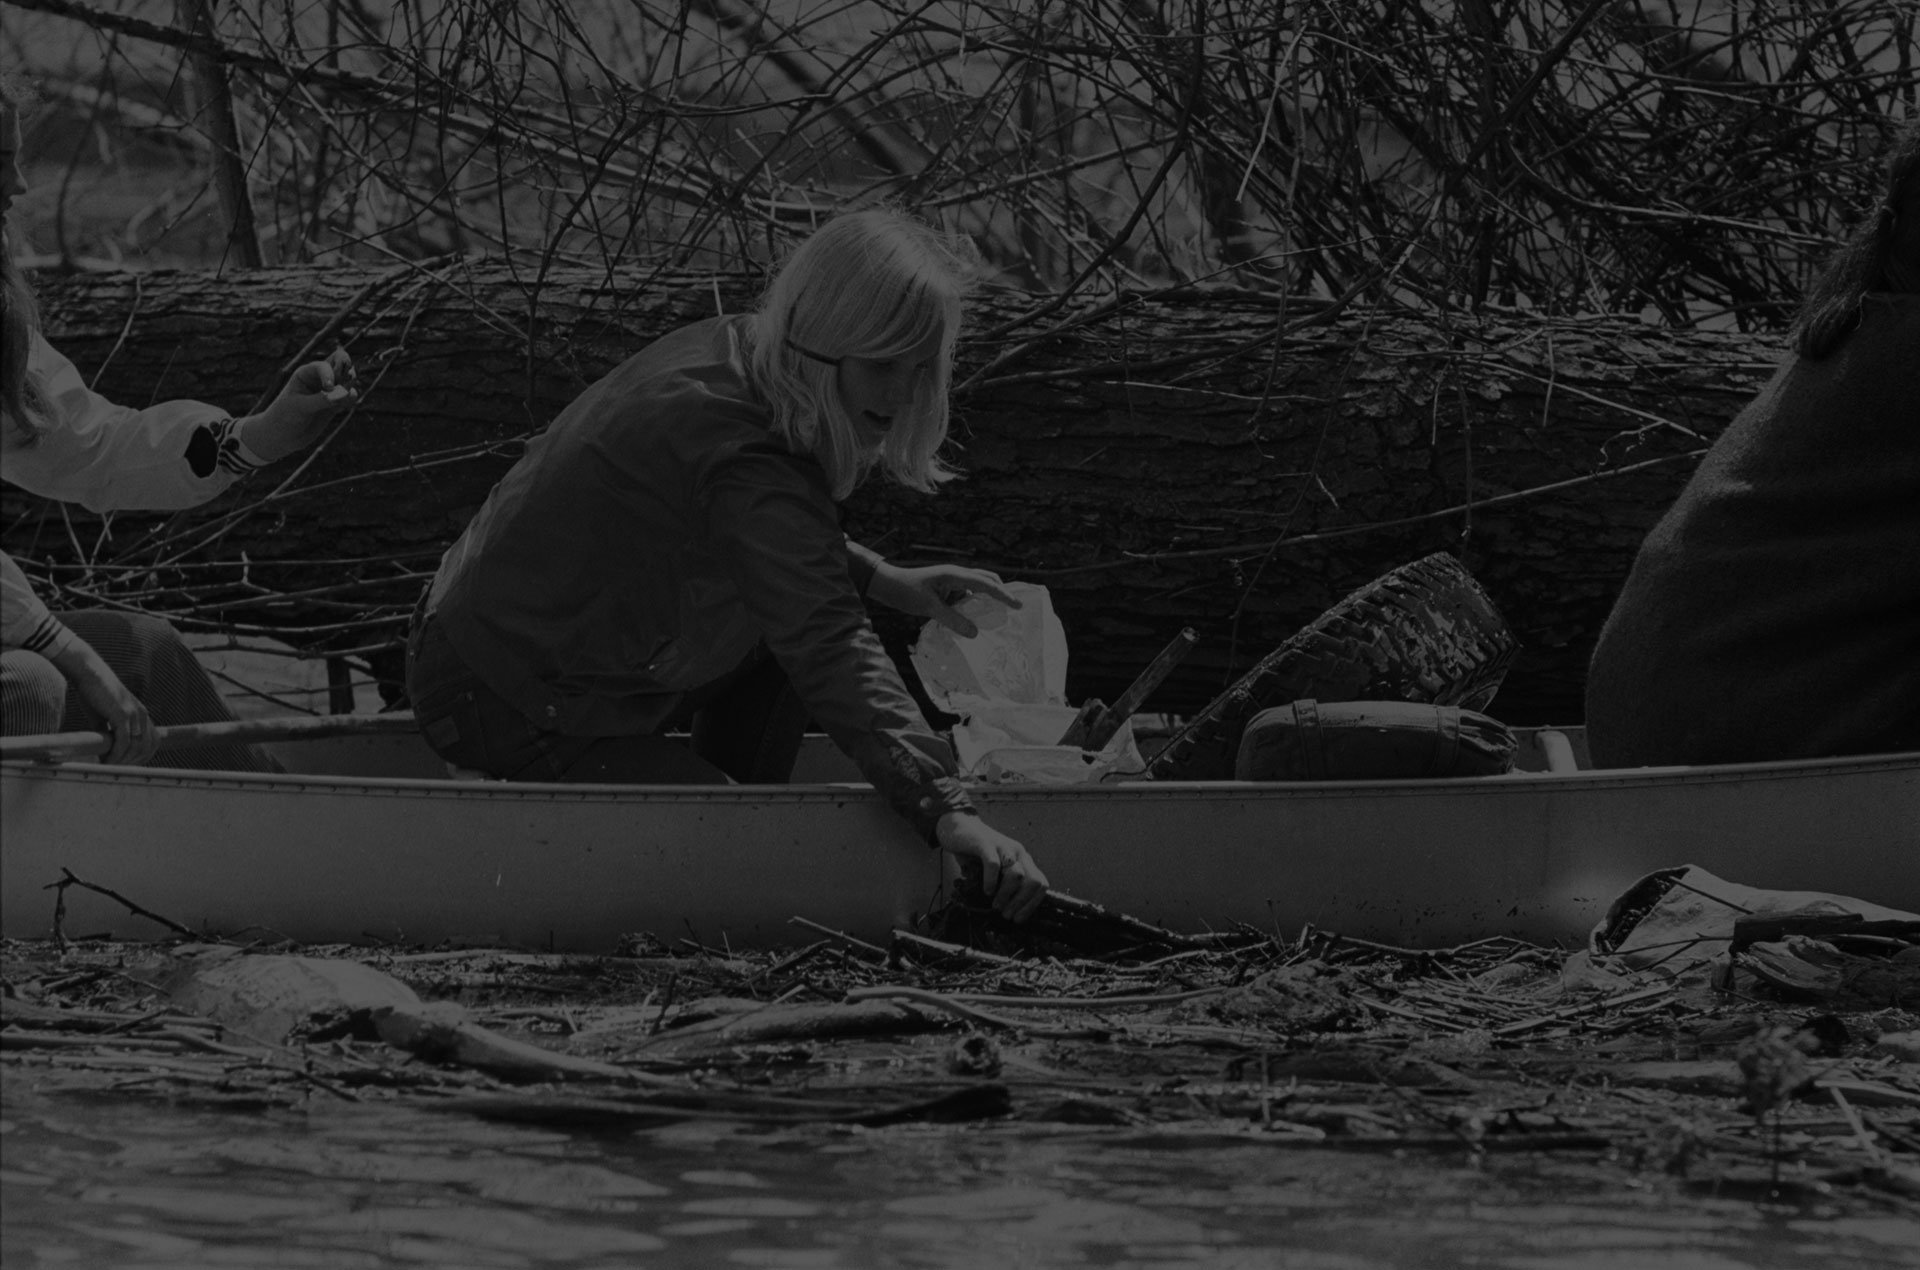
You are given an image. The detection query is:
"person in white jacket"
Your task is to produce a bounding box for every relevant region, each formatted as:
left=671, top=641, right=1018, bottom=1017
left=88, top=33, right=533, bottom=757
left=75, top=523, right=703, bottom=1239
left=2, top=85, right=356, bottom=766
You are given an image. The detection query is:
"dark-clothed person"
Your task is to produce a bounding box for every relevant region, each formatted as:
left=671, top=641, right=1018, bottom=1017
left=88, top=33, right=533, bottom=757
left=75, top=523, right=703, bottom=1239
left=1586, top=123, right=1920, bottom=767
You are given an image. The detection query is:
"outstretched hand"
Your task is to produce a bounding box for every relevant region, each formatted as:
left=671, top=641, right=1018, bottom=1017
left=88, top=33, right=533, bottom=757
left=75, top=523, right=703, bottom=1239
left=239, top=347, right=359, bottom=464
left=867, top=562, right=1021, bottom=637
left=935, top=812, right=1049, bottom=922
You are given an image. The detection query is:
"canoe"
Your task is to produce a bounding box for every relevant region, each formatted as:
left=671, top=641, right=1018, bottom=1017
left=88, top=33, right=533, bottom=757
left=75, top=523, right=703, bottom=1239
left=3, top=726, right=1915, bottom=951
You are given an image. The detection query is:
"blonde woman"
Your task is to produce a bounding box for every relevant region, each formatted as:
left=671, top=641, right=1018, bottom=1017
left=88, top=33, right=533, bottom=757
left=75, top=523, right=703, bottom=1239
left=1, top=85, right=357, bottom=768
left=409, top=209, right=1049, bottom=920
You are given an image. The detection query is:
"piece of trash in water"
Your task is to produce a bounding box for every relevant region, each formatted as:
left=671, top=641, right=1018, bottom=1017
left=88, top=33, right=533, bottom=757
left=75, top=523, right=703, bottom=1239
left=1590, top=864, right=1919, bottom=977
left=1589, top=865, right=1920, bottom=1007
left=946, top=1031, right=1003, bottom=1077
left=910, top=582, right=1143, bottom=784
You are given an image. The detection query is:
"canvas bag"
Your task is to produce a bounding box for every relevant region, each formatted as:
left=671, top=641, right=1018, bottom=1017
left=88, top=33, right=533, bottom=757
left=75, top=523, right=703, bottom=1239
left=1233, top=699, right=1516, bottom=781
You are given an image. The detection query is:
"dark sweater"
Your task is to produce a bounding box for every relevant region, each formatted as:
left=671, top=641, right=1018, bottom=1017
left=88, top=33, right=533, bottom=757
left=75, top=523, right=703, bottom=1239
left=1585, top=295, right=1920, bottom=767
left=430, top=316, right=972, bottom=840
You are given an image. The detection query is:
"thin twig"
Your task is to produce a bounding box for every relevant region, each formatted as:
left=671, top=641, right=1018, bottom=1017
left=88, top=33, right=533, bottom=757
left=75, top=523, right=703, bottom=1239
left=44, top=869, right=203, bottom=941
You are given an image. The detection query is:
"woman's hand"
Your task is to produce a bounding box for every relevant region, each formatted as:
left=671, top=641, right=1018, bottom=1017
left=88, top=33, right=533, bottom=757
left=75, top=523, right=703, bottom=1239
left=48, top=640, right=157, bottom=764
left=238, top=347, right=359, bottom=464
left=867, top=562, right=1020, bottom=637
left=935, top=811, right=1049, bottom=922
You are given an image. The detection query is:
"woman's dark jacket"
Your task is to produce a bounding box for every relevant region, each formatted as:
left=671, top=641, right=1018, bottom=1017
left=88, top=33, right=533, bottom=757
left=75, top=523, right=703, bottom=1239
left=429, top=316, right=973, bottom=840
left=1585, top=295, right=1920, bottom=766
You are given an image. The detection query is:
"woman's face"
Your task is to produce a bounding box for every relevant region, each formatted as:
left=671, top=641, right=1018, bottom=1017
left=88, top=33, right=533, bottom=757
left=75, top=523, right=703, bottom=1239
left=0, top=108, right=25, bottom=223
left=835, top=328, right=943, bottom=448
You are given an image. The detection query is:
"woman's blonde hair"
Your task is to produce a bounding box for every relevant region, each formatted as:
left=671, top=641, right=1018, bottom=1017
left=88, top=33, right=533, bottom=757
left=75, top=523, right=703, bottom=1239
left=1, top=75, right=51, bottom=443
left=745, top=208, right=977, bottom=499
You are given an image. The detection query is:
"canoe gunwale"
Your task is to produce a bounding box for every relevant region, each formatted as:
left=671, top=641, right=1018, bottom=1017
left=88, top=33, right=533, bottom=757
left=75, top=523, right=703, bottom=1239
left=3, top=748, right=1916, bottom=803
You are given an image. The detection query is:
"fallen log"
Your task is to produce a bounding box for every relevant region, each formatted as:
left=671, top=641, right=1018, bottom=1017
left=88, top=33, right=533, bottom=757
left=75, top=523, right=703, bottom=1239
left=13, top=263, right=1786, bottom=721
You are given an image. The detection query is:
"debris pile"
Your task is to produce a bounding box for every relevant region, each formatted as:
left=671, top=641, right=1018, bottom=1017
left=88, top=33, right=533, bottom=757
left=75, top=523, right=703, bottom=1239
left=5, top=892, right=1916, bottom=1213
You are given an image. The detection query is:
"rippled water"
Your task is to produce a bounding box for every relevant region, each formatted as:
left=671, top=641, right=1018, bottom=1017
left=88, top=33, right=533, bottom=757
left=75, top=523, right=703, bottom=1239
left=3, top=1074, right=1916, bottom=1269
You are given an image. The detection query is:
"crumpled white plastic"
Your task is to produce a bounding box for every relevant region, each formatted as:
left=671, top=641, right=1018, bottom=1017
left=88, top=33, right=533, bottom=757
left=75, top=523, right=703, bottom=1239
left=910, top=582, right=1145, bottom=784
left=1592, top=863, right=1920, bottom=976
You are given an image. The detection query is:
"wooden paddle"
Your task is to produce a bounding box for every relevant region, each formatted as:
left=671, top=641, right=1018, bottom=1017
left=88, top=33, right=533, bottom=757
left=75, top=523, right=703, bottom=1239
left=0, top=711, right=419, bottom=764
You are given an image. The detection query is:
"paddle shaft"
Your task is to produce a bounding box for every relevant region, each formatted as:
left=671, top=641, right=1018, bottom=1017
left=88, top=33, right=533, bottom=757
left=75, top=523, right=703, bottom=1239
left=1057, top=627, right=1199, bottom=749
left=0, top=711, right=419, bottom=763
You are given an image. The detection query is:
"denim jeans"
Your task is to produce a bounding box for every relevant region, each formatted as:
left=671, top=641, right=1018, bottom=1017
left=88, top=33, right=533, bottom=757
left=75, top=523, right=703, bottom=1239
left=405, top=604, right=808, bottom=784
left=1, top=609, right=280, bottom=773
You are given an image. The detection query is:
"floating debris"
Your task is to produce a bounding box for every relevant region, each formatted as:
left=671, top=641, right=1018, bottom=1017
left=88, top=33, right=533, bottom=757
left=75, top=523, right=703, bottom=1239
left=5, top=902, right=1916, bottom=1212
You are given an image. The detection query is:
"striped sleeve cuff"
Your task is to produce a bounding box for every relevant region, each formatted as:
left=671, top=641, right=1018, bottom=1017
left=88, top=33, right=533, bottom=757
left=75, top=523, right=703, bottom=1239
left=185, top=417, right=272, bottom=478
left=15, top=611, right=83, bottom=660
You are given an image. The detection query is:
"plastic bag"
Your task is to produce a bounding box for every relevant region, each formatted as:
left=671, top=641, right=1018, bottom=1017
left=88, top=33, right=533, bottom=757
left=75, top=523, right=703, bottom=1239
left=1591, top=864, right=1920, bottom=975
left=910, top=582, right=1144, bottom=784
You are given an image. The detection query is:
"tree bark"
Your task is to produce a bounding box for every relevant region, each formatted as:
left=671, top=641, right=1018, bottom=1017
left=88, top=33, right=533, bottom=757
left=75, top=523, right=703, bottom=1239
left=175, top=0, right=263, bottom=268
left=7, top=262, right=1784, bottom=723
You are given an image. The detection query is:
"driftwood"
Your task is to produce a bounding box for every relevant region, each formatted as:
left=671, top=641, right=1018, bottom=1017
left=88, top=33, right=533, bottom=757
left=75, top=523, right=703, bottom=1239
left=143, top=945, right=668, bottom=1084
left=11, top=263, right=1785, bottom=721
left=1739, top=938, right=1920, bottom=1011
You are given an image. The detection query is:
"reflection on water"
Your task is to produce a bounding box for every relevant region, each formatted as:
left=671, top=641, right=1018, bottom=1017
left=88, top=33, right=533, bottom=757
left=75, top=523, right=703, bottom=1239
left=2, top=1074, right=1914, bottom=1269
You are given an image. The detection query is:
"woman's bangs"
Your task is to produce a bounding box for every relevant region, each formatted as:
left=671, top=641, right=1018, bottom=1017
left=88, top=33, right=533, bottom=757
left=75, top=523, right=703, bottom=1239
left=856, top=271, right=953, bottom=359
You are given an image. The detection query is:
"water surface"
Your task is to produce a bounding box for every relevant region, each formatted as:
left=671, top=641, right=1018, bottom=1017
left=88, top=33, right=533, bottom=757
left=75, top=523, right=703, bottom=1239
left=3, top=1075, right=1914, bottom=1268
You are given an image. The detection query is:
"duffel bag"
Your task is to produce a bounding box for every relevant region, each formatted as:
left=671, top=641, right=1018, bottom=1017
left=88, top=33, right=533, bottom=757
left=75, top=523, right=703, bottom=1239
left=1233, top=699, right=1516, bottom=781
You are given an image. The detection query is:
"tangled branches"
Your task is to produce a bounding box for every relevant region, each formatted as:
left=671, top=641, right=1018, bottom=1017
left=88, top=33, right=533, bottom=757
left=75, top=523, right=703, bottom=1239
left=8, top=0, right=1915, bottom=325
left=2, top=0, right=1915, bottom=704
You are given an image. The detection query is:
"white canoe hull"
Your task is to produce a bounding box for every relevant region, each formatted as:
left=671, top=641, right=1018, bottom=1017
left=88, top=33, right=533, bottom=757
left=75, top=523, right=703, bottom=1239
left=4, top=734, right=1915, bottom=950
